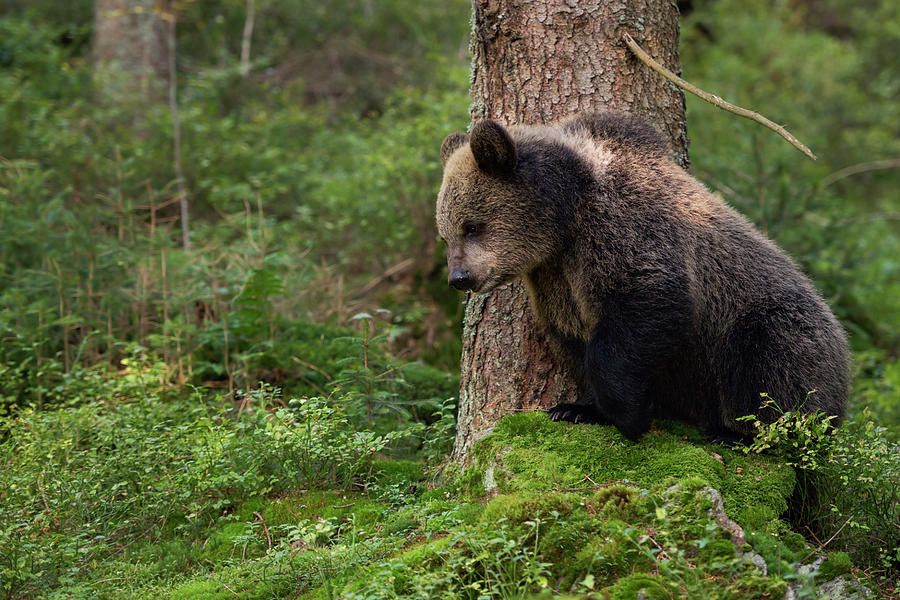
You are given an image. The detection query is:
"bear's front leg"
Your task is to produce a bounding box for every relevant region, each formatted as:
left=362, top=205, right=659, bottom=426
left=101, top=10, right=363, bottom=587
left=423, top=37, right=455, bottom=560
left=542, top=332, right=610, bottom=425
left=583, top=286, right=691, bottom=441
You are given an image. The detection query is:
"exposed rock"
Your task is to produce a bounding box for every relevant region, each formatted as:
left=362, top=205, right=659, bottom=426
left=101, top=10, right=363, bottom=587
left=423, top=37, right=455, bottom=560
left=701, top=486, right=769, bottom=576
left=783, top=573, right=873, bottom=600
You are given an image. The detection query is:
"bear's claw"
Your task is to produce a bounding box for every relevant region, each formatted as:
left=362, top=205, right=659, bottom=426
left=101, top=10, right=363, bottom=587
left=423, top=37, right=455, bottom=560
left=547, top=403, right=606, bottom=425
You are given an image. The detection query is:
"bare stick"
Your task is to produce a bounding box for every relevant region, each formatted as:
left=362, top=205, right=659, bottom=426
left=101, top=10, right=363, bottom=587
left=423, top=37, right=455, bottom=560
left=639, top=530, right=673, bottom=562
left=822, top=158, right=900, bottom=187
left=801, top=513, right=854, bottom=563
left=556, top=480, right=631, bottom=493
left=291, top=356, right=333, bottom=380
left=254, top=511, right=272, bottom=548
left=623, top=32, right=817, bottom=160
left=37, top=470, right=51, bottom=513
left=351, top=257, right=416, bottom=299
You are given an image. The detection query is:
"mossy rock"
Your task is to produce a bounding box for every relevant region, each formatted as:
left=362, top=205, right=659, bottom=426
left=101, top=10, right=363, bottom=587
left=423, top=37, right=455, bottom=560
left=465, top=412, right=795, bottom=530
left=607, top=573, right=675, bottom=599
left=820, top=551, right=853, bottom=579
left=482, top=492, right=576, bottom=524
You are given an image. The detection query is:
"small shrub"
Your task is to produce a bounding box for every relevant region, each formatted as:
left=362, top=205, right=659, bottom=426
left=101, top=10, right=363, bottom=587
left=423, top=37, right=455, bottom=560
left=741, top=400, right=900, bottom=576
left=266, top=394, right=420, bottom=490
left=421, top=397, right=458, bottom=464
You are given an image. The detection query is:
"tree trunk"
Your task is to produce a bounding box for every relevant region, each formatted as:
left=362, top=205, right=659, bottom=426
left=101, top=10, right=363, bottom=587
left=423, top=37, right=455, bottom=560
left=93, top=0, right=170, bottom=103
left=451, top=0, right=689, bottom=463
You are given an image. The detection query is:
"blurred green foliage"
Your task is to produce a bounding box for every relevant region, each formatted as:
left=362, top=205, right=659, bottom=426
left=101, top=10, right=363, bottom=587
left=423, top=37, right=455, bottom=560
left=682, top=0, right=900, bottom=351
left=0, top=1, right=469, bottom=415
left=741, top=397, right=900, bottom=572
left=1, top=0, right=897, bottom=402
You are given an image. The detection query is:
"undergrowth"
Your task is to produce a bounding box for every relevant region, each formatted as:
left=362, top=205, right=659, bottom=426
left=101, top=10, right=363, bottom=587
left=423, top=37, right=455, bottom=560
left=2, top=366, right=897, bottom=598
left=0, top=376, right=439, bottom=597
left=741, top=397, right=900, bottom=583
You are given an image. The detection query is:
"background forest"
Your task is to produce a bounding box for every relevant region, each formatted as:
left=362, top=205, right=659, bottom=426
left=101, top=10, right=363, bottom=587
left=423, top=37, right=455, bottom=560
left=0, top=0, right=898, bottom=598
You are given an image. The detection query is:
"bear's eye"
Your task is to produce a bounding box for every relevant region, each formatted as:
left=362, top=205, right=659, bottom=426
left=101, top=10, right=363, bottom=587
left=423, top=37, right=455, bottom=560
left=462, top=223, right=482, bottom=239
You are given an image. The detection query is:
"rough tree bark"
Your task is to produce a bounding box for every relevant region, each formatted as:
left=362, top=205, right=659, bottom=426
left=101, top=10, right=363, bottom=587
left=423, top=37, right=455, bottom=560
left=451, top=0, right=690, bottom=462
left=93, top=0, right=170, bottom=103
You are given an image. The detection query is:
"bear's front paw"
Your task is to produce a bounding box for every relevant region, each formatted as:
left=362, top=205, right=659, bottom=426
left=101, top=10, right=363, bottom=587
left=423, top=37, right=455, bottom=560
left=547, top=403, right=606, bottom=425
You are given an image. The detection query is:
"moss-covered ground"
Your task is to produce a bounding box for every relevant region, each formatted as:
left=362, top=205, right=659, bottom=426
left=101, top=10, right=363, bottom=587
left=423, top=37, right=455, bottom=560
left=334, top=413, right=820, bottom=599
left=74, top=412, right=868, bottom=600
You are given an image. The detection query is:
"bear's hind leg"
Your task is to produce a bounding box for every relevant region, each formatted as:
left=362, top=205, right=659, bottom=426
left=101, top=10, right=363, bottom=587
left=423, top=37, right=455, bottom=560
left=717, top=308, right=829, bottom=437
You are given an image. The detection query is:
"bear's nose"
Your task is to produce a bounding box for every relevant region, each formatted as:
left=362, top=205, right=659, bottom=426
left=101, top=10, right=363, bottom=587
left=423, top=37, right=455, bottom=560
left=449, top=270, right=474, bottom=291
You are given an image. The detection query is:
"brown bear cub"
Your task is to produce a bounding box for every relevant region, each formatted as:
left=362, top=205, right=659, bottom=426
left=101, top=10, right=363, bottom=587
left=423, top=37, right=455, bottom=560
left=437, top=113, right=850, bottom=442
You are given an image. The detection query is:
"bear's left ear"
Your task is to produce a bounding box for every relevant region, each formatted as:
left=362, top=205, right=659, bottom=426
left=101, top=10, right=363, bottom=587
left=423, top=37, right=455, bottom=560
left=470, top=120, right=517, bottom=177
left=440, top=132, right=469, bottom=166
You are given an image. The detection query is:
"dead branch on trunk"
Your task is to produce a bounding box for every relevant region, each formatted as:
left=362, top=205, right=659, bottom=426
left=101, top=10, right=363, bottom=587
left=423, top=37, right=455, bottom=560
left=623, top=32, right=817, bottom=160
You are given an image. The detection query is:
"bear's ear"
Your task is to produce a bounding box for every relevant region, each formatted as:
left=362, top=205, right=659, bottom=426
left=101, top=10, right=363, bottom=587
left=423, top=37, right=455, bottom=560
left=440, top=132, right=469, bottom=166
left=470, top=120, right=517, bottom=177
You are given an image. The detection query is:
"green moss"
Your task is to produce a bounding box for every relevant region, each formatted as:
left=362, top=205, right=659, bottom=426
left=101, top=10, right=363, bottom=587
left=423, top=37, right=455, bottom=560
left=470, top=412, right=794, bottom=528
left=202, top=521, right=250, bottom=563
left=319, top=413, right=834, bottom=599
left=590, top=484, right=639, bottom=521
left=820, top=551, right=853, bottom=579
left=608, top=573, right=673, bottom=599
left=742, top=529, right=799, bottom=576
left=253, top=491, right=384, bottom=530
left=418, top=500, right=484, bottom=532
left=440, top=412, right=807, bottom=595
left=232, top=497, right=269, bottom=521
left=482, top=492, right=575, bottom=524
left=165, top=557, right=315, bottom=600
left=170, top=580, right=233, bottom=600
left=716, top=447, right=796, bottom=529
left=383, top=515, right=420, bottom=536
left=340, top=536, right=454, bottom=596
left=476, top=413, right=720, bottom=493
left=373, top=458, right=426, bottom=484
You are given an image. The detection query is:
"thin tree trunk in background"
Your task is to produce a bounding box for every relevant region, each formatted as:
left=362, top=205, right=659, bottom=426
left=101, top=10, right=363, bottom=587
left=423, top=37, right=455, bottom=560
left=240, top=0, right=256, bottom=77
left=167, top=11, right=190, bottom=250
left=451, top=0, right=689, bottom=463
left=93, top=0, right=169, bottom=103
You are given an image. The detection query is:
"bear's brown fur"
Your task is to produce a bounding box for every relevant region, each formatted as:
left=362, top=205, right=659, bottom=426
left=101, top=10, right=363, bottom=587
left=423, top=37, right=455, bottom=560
left=437, top=113, right=849, bottom=441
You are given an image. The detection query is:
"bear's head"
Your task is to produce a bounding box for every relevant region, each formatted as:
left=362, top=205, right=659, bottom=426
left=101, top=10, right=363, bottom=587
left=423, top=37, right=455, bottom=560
left=436, top=120, right=560, bottom=293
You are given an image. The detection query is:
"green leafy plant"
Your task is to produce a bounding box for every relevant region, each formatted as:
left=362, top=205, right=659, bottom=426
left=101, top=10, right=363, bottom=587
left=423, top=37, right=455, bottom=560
left=421, top=397, right=458, bottom=465
left=267, top=394, right=420, bottom=490
left=333, top=311, right=409, bottom=422
left=741, top=399, right=900, bottom=576
left=0, top=370, right=418, bottom=597
left=738, top=393, right=839, bottom=470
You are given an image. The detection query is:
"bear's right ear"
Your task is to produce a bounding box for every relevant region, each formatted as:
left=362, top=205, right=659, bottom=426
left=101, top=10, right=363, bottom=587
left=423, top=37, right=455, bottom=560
left=470, top=120, right=517, bottom=177
left=440, top=132, right=469, bottom=167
